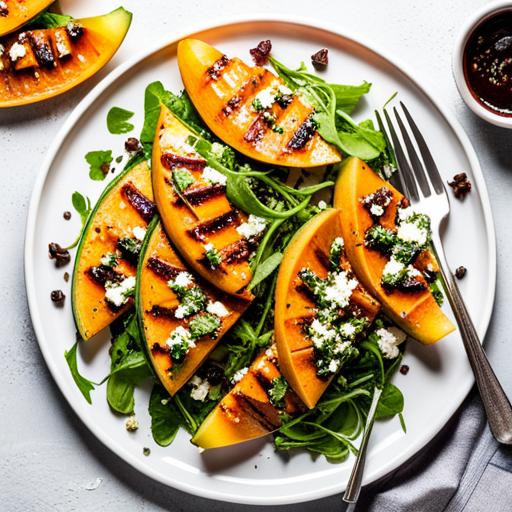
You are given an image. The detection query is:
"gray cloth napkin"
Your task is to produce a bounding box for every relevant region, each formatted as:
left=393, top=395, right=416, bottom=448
left=345, top=389, right=512, bottom=512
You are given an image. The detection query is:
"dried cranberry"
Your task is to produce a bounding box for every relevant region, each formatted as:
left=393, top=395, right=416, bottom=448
left=311, top=48, right=328, bottom=70
left=125, top=137, right=142, bottom=153
left=51, top=290, right=65, bottom=305
left=455, top=266, right=467, bottom=279
left=63, top=211, right=71, bottom=220
left=400, top=365, right=410, bottom=375
left=250, top=40, right=272, bottom=66
left=48, top=243, right=70, bottom=267
left=204, top=365, right=223, bottom=386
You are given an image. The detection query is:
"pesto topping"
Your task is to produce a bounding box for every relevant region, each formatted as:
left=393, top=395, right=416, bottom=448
left=268, top=377, right=289, bottom=408
left=189, top=313, right=221, bottom=339
left=100, top=252, right=118, bottom=268
left=203, top=243, right=223, bottom=269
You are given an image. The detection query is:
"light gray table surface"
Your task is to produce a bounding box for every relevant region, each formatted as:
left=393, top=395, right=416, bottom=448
left=2, top=0, right=512, bottom=510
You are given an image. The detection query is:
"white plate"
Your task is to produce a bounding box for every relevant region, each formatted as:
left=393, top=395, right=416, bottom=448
left=24, top=15, right=496, bottom=505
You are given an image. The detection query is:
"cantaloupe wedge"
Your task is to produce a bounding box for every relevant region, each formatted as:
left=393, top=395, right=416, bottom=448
left=0, top=0, right=54, bottom=37
left=274, top=209, right=380, bottom=409
left=333, top=156, right=455, bottom=345
left=136, top=219, right=249, bottom=396
left=192, top=345, right=304, bottom=449
left=152, top=105, right=254, bottom=301
left=72, top=161, right=155, bottom=341
left=177, top=38, right=341, bottom=168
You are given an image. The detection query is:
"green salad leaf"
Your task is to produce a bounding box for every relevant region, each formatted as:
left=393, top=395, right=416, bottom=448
left=107, top=107, right=135, bottom=134
left=85, top=150, right=113, bottom=181
left=64, top=340, right=97, bottom=404
left=63, top=191, right=92, bottom=250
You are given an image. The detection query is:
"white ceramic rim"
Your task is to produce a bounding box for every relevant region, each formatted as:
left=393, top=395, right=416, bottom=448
left=24, top=13, right=497, bottom=504
left=452, top=0, right=512, bottom=128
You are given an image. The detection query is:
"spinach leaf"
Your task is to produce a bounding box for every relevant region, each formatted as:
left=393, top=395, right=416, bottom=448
left=107, top=107, right=135, bottom=134
left=24, top=11, right=73, bottom=30
left=64, top=341, right=97, bottom=404
left=248, top=252, right=283, bottom=290
left=64, top=191, right=92, bottom=250
left=148, top=385, right=183, bottom=446
left=375, top=383, right=404, bottom=418
left=85, top=150, right=113, bottom=181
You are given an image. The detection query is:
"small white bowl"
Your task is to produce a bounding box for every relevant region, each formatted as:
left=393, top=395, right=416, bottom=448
left=453, top=1, right=512, bottom=128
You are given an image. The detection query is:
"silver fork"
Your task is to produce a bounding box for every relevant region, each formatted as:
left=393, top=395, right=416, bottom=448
left=343, top=103, right=512, bottom=505
left=380, top=102, right=512, bottom=445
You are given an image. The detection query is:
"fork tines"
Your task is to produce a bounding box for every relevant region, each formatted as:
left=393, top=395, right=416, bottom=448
left=375, top=102, right=447, bottom=203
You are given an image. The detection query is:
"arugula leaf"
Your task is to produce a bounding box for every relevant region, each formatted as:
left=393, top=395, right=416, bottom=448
left=64, top=191, right=92, bottom=250
left=330, top=82, right=372, bottom=115
left=148, top=385, right=183, bottom=446
left=107, top=107, right=135, bottom=135
left=248, top=252, right=283, bottom=290
left=85, top=150, right=113, bottom=181
left=64, top=341, right=97, bottom=404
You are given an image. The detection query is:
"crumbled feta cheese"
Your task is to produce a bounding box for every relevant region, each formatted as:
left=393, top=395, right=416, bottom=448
left=376, top=327, right=407, bottom=359
left=334, top=341, right=351, bottom=354
left=278, top=84, right=292, bottom=95
left=370, top=204, right=384, bottom=217
left=318, top=200, right=327, bottom=210
left=397, top=222, right=427, bottom=245
left=333, top=237, right=344, bottom=249
left=328, top=360, right=339, bottom=373
left=100, top=252, right=118, bottom=267
left=190, top=375, right=210, bottom=401
left=132, top=226, right=146, bottom=241
left=340, top=323, right=356, bottom=338
left=126, top=415, right=139, bottom=431
left=159, top=129, right=197, bottom=155
left=169, top=271, right=193, bottom=289
left=323, top=271, right=358, bottom=309
left=254, top=87, right=276, bottom=109
left=207, top=301, right=229, bottom=317
left=104, top=276, right=136, bottom=307
left=265, top=348, right=274, bottom=357
left=232, top=367, right=249, bottom=383
left=211, top=142, right=224, bottom=155
left=9, top=42, right=26, bottom=62
left=309, top=318, right=337, bottom=348
left=427, top=263, right=434, bottom=272
left=383, top=257, right=405, bottom=277
left=201, top=166, right=227, bottom=186
left=175, top=304, right=187, bottom=319
left=236, top=214, right=268, bottom=239
left=56, top=40, right=70, bottom=58
left=398, top=207, right=414, bottom=222
left=204, top=243, right=215, bottom=252
left=166, top=326, right=195, bottom=349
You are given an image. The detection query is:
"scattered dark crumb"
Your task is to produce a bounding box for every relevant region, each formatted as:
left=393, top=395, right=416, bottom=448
left=448, top=173, right=471, bottom=199
left=116, top=155, right=123, bottom=164
left=111, top=168, right=115, bottom=173
left=250, top=40, right=272, bottom=66
left=95, top=227, right=101, bottom=233
left=401, top=311, right=407, bottom=318
left=286, top=303, right=290, bottom=309
left=311, top=48, right=328, bottom=70
left=48, top=243, right=70, bottom=267
left=143, top=447, right=151, bottom=456
left=51, top=290, right=65, bottom=305
left=400, top=365, right=410, bottom=375
left=125, top=137, right=142, bottom=153
left=101, top=163, right=110, bottom=175
left=93, top=308, right=98, bottom=312
left=63, top=211, right=71, bottom=220
left=254, top=465, right=257, bottom=469
left=455, top=266, right=467, bottom=279
left=64, top=272, right=70, bottom=282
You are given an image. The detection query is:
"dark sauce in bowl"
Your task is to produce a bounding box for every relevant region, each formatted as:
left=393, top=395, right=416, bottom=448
left=464, top=10, right=512, bottom=117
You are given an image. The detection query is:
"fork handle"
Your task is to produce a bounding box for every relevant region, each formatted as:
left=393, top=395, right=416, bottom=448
left=431, top=232, right=512, bottom=445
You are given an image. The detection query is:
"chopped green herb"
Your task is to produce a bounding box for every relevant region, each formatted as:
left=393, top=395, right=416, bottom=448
left=204, top=245, right=223, bottom=269
left=429, top=279, right=444, bottom=306
left=106, top=106, right=135, bottom=134
left=170, top=286, right=208, bottom=319
left=85, top=150, right=113, bottom=181
left=365, top=225, right=396, bottom=253
left=116, top=155, right=123, bottom=164
left=269, top=377, right=288, bottom=408
left=252, top=98, right=263, bottom=112
left=329, top=237, right=345, bottom=269
left=173, top=169, right=195, bottom=191
left=189, top=314, right=221, bottom=339
left=272, top=125, right=284, bottom=133
left=100, top=252, right=118, bottom=267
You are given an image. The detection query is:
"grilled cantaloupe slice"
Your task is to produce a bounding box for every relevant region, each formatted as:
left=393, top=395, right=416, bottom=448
left=274, top=209, right=380, bottom=409
left=0, top=0, right=54, bottom=37
left=152, top=105, right=253, bottom=300
left=177, top=39, right=341, bottom=168
left=0, top=7, right=132, bottom=107
left=333, top=156, right=455, bottom=345
left=72, top=161, right=155, bottom=341
left=137, top=218, right=250, bottom=396
left=192, top=345, right=304, bottom=449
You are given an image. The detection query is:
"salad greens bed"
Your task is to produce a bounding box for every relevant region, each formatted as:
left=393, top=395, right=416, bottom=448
left=64, top=50, right=407, bottom=462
